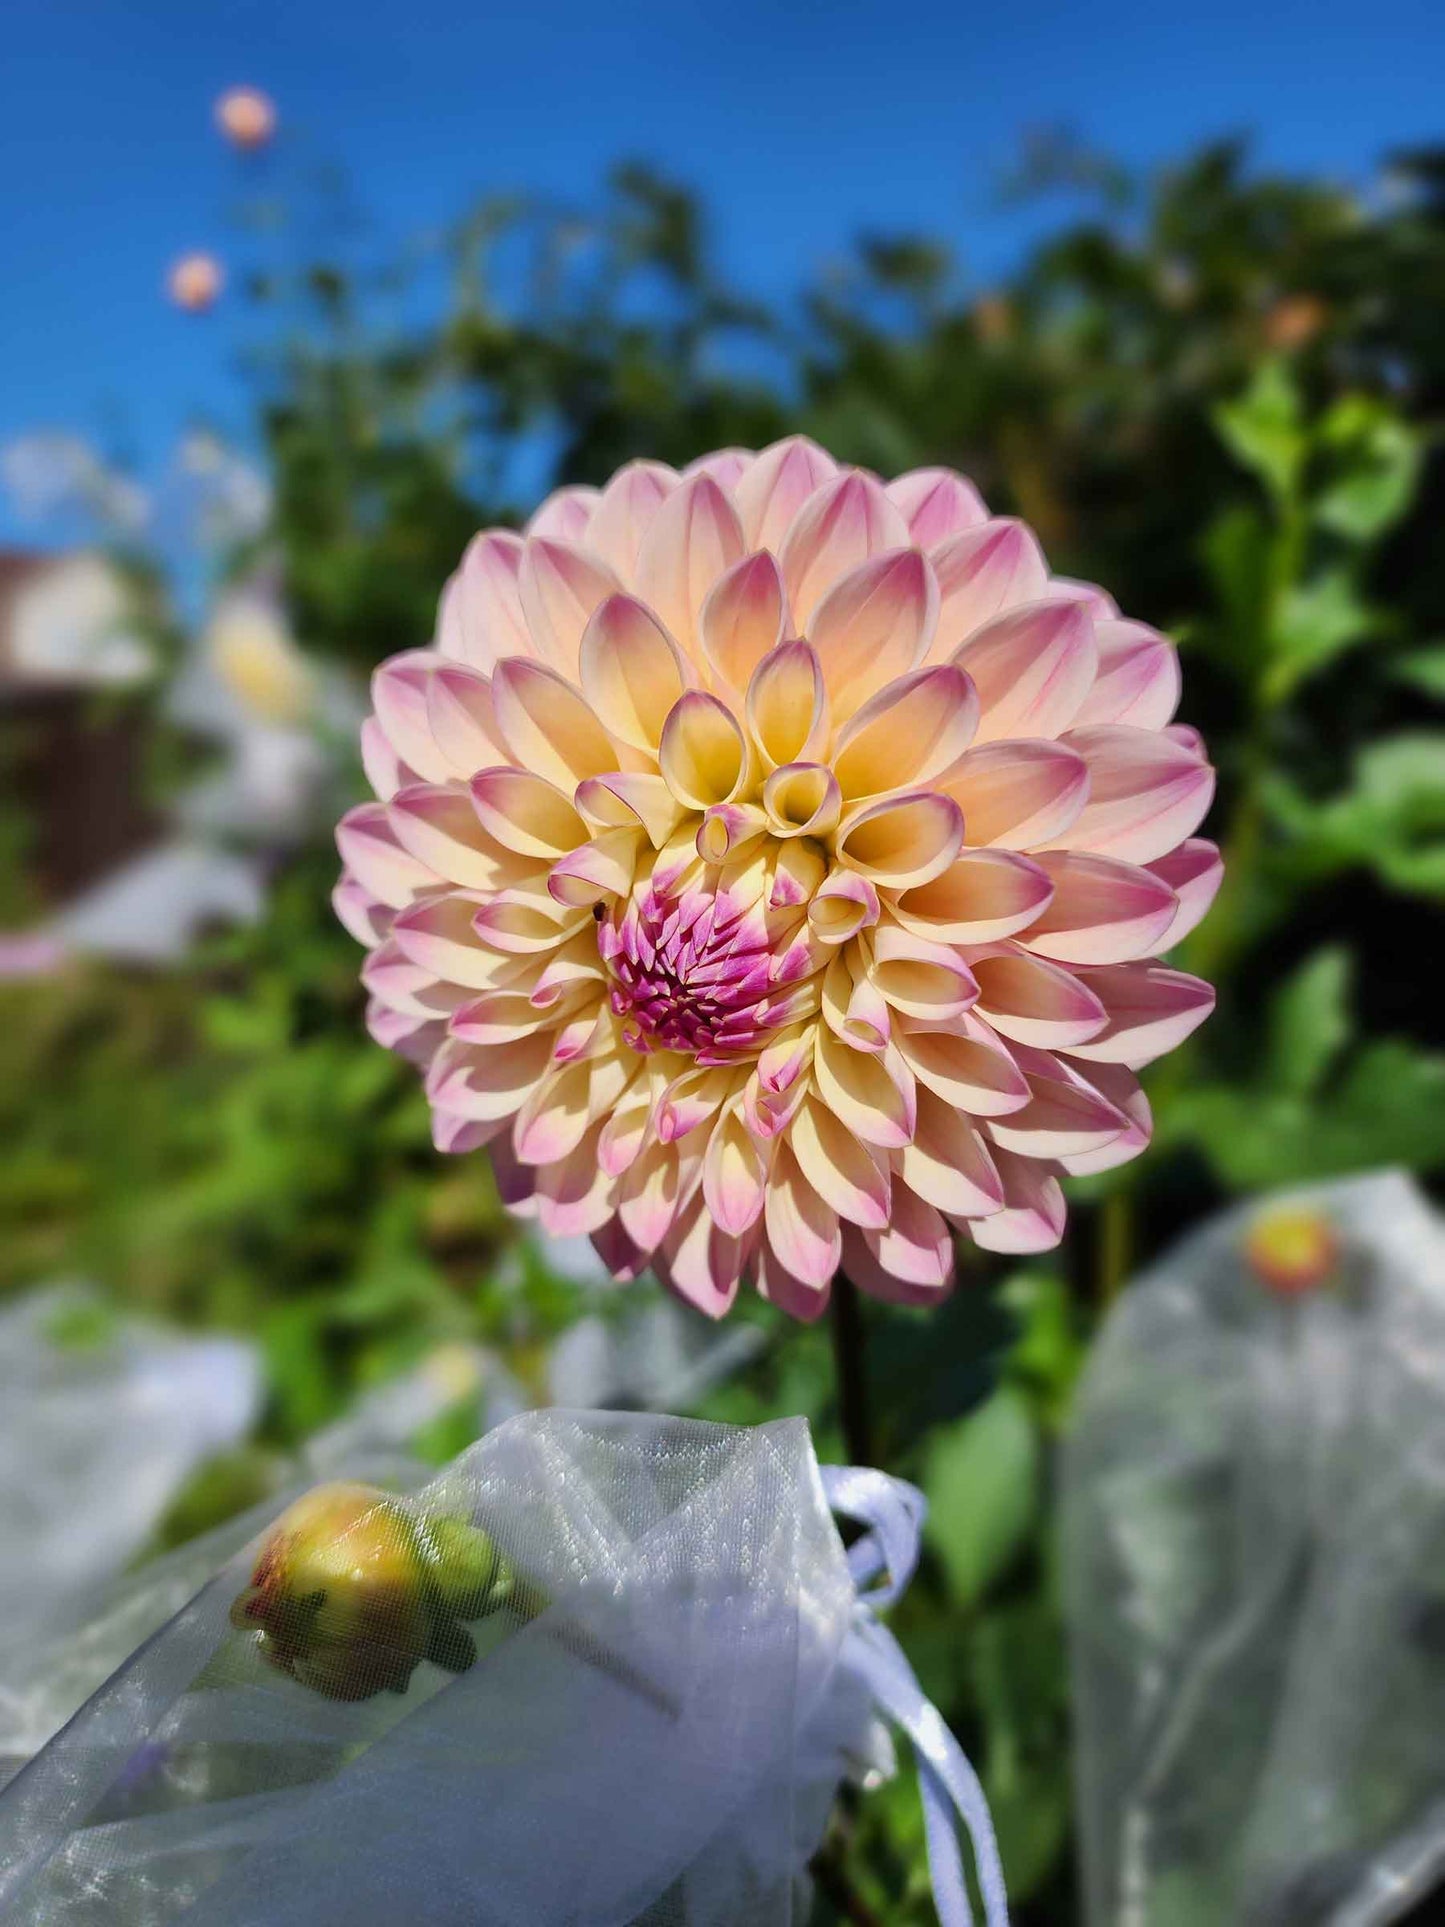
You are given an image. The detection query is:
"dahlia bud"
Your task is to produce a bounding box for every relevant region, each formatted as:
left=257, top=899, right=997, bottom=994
left=230, top=1483, right=513, bottom=1701
left=1244, top=1205, right=1338, bottom=1296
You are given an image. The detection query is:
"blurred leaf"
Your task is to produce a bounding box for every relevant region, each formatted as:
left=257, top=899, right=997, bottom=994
left=1264, top=948, right=1353, bottom=1097
left=1266, top=569, right=1374, bottom=701
left=1265, top=733, right=1445, bottom=899
left=1395, top=647, right=1445, bottom=701
left=971, top=1601, right=1071, bottom=1897
left=923, top=1385, right=1040, bottom=1608
left=1315, top=394, right=1422, bottom=542
left=1198, top=503, right=1272, bottom=682
left=1215, top=360, right=1306, bottom=503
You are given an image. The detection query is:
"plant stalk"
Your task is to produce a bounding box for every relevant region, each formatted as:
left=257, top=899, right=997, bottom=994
left=830, top=1270, right=875, bottom=1468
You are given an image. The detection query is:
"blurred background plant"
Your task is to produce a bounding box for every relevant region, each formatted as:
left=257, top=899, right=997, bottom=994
left=2, top=130, right=1443, bottom=1921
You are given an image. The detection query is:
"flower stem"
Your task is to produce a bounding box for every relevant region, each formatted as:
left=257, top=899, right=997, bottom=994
left=830, top=1270, right=875, bottom=1468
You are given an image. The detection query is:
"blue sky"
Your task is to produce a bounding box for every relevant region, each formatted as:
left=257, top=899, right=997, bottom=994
left=3, top=0, right=1442, bottom=542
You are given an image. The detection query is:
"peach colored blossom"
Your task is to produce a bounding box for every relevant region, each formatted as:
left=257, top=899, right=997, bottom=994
left=167, top=252, right=224, bottom=314
left=337, top=442, right=1219, bottom=1319
left=215, top=86, right=277, bottom=150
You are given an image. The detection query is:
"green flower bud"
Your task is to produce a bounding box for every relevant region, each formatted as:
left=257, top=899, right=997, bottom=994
left=420, top=1515, right=505, bottom=1622
left=230, top=1483, right=436, bottom=1701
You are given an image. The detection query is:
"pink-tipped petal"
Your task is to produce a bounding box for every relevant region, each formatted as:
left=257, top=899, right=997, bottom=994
left=891, top=849, right=1054, bottom=944
left=371, top=651, right=454, bottom=784
left=899, top=1089, right=1006, bottom=1218
left=1067, top=963, right=1216, bottom=1068
left=578, top=593, right=689, bottom=752
left=832, top=664, right=980, bottom=799
left=333, top=873, right=393, bottom=949
left=954, top=597, right=1097, bottom=743
left=437, top=531, right=530, bottom=672
left=930, top=518, right=1049, bottom=657
left=426, top=664, right=507, bottom=779
left=389, top=783, right=531, bottom=892
left=1075, top=619, right=1182, bottom=730
left=791, top=1096, right=891, bottom=1229
left=969, top=1150, right=1067, bottom=1253
left=944, top=739, right=1090, bottom=848
left=733, top=435, right=838, bottom=550
left=969, top=947, right=1110, bottom=1049
left=1053, top=725, right=1215, bottom=865
left=808, top=548, right=939, bottom=716
left=635, top=472, right=746, bottom=655
left=336, top=802, right=439, bottom=909
left=525, top=485, right=599, bottom=544
left=584, top=461, right=679, bottom=581
left=1147, top=839, right=1224, bottom=948
left=887, top=467, right=988, bottom=546
left=490, top=657, right=622, bottom=793
left=763, top=1144, right=842, bottom=1287
left=517, top=539, right=620, bottom=678
left=1022, top=852, right=1180, bottom=965
left=699, top=550, right=789, bottom=694
left=778, top=470, right=910, bottom=632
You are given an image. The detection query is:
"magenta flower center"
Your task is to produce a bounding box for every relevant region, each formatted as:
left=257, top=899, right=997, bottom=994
left=598, top=886, right=810, bottom=1065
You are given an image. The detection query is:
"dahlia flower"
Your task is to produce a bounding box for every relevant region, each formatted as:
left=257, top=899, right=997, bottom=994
left=167, top=252, right=223, bottom=314
left=215, top=85, right=277, bottom=150
left=337, top=442, right=1219, bottom=1318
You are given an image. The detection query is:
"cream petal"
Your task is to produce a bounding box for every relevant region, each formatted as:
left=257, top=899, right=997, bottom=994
left=746, top=639, right=829, bottom=771
left=684, top=447, right=754, bottom=488
left=576, top=772, right=683, bottom=849
left=584, top=461, right=679, bottom=581
left=389, top=783, right=533, bottom=892
left=985, top=1047, right=1132, bottom=1158
left=887, top=467, right=988, bottom=546
left=931, top=518, right=1049, bottom=657
left=702, top=1107, right=769, bottom=1236
left=733, top=435, right=838, bottom=550
left=790, top=1095, right=891, bottom=1230
left=1147, top=839, right=1224, bottom=948
left=370, top=1002, right=443, bottom=1063
left=517, top=539, right=620, bottom=677
left=808, top=548, right=939, bottom=718
left=755, top=1242, right=831, bottom=1322
left=654, top=1191, right=747, bottom=1319
left=634, top=472, right=746, bottom=656
left=813, top=1028, right=916, bottom=1147
left=899, top=1089, right=1006, bottom=1217
left=1050, top=725, right=1215, bottom=864
left=590, top=1217, right=653, bottom=1283
left=943, top=739, right=1090, bottom=848
left=360, top=716, right=411, bottom=800
left=763, top=762, right=842, bottom=839
left=856, top=1188, right=955, bottom=1297
left=832, top=664, right=979, bottom=799
left=1075, top=618, right=1181, bottom=730
left=525, top=485, right=599, bottom=544
left=763, top=1143, right=842, bottom=1288
left=836, top=791, right=964, bottom=890
left=470, top=767, right=587, bottom=859
left=697, top=803, right=769, bottom=865
left=473, top=879, right=592, bottom=954
left=426, top=663, right=508, bottom=778
left=490, top=657, right=622, bottom=793
left=598, top=1080, right=657, bottom=1178
left=659, top=690, right=749, bottom=809
left=778, top=470, right=910, bottom=632
left=821, top=952, right=887, bottom=1052
left=437, top=531, right=529, bottom=671
left=969, top=1150, right=1066, bottom=1253
left=699, top=550, right=788, bottom=694
left=1066, top=963, right=1215, bottom=1067
left=953, top=597, right=1097, bottom=743
left=547, top=828, right=641, bottom=906
left=511, top=1058, right=595, bottom=1165
left=450, top=989, right=566, bottom=1044
left=969, top=947, right=1109, bottom=1048
left=576, top=592, right=688, bottom=754
left=869, top=924, right=979, bottom=1021
left=432, top=1109, right=502, bottom=1156
left=890, top=850, right=1053, bottom=943
left=424, top=1032, right=554, bottom=1122
left=808, top=871, right=880, bottom=945
left=333, top=873, right=392, bottom=949
left=534, top=1127, right=616, bottom=1238
left=895, top=1019, right=1031, bottom=1117
left=770, top=837, right=827, bottom=909
left=1022, top=851, right=1180, bottom=965
left=362, top=941, right=471, bottom=1021
left=390, top=894, right=514, bottom=991
left=1055, top=1061, right=1152, bottom=1175
left=336, top=802, right=439, bottom=908
left=371, top=650, right=454, bottom=783
left=618, top=1142, right=683, bottom=1253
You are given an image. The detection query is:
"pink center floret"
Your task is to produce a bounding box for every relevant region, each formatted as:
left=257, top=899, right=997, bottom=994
left=599, top=886, right=808, bottom=1065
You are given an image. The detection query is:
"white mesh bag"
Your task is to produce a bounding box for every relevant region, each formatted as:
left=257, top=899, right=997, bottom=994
left=0, top=1411, right=1006, bottom=1926
left=1063, top=1172, right=1445, bottom=1927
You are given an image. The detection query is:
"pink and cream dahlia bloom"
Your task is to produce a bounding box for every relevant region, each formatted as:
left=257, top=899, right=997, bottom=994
left=336, top=442, right=1219, bottom=1319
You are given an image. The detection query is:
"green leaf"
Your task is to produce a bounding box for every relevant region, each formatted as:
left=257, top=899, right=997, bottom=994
left=1265, top=568, right=1373, bottom=701
left=1214, top=359, right=1306, bottom=503
left=1198, top=504, right=1273, bottom=684
left=1315, top=394, right=1421, bottom=542
left=1264, top=732, right=1445, bottom=900
left=1395, top=647, right=1445, bottom=702
left=923, top=1385, right=1040, bottom=1608
left=1264, top=948, right=1352, bottom=1097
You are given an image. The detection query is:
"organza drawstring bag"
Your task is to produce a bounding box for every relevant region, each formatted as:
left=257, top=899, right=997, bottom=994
left=1063, top=1171, right=1445, bottom=1927
left=0, top=1411, right=1006, bottom=1926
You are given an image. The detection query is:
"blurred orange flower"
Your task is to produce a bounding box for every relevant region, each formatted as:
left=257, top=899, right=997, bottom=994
left=166, top=253, right=224, bottom=313
left=215, top=85, right=277, bottom=150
